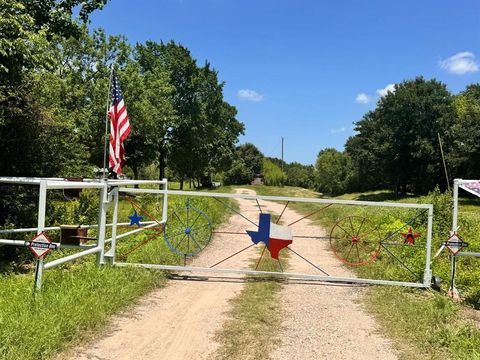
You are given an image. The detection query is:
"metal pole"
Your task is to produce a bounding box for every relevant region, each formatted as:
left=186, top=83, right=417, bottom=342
left=44, top=246, right=102, bottom=269
left=423, top=205, right=433, bottom=287
left=105, top=187, right=119, bottom=263
left=452, top=179, right=459, bottom=232
left=448, top=179, right=460, bottom=298
left=96, top=182, right=109, bottom=265
left=102, top=68, right=113, bottom=179
left=162, top=178, right=168, bottom=223
left=34, top=180, right=47, bottom=291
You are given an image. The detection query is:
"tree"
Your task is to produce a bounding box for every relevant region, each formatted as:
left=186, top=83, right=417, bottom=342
left=119, top=56, right=176, bottom=180
left=223, top=143, right=264, bottom=185
left=137, top=41, right=244, bottom=187
left=223, top=158, right=252, bottom=185
left=238, top=143, right=264, bottom=175
left=448, top=84, right=480, bottom=179
left=285, top=162, right=315, bottom=189
left=31, top=28, right=133, bottom=171
left=0, top=2, right=107, bottom=261
left=315, top=148, right=352, bottom=195
left=346, top=77, right=455, bottom=195
left=0, top=0, right=107, bottom=85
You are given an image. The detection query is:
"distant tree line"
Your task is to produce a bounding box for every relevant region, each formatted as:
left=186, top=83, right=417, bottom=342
left=222, top=142, right=315, bottom=188
left=315, top=77, right=480, bottom=195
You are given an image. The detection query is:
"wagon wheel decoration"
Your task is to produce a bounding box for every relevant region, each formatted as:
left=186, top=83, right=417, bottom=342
left=164, top=200, right=212, bottom=257
left=330, top=216, right=381, bottom=266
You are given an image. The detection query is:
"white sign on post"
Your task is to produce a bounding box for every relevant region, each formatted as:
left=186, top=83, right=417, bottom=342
left=25, top=232, right=57, bottom=259
left=444, top=233, right=468, bottom=255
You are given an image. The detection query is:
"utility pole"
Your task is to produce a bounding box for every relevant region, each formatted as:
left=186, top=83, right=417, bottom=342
left=438, top=133, right=450, bottom=191
left=281, top=137, right=284, bottom=171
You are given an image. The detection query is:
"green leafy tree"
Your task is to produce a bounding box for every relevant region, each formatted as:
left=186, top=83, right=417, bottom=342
left=238, top=143, right=264, bottom=175
left=0, top=0, right=107, bottom=85
left=285, top=162, right=315, bottom=189
left=118, top=58, right=176, bottom=180
left=137, top=41, right=243, bottom=187
left=448, top=84, right=480, bottom=179
left=0, top=1, right=107, bottom=262
left=223, top=158, right=252, bottom=185
left=223, top=143, right=264, bottom=185
left=32, top=28, right=132, bottom=171
left=315, top=148, right=352, bottom=195
left=346, top=77, right=455, bottom=195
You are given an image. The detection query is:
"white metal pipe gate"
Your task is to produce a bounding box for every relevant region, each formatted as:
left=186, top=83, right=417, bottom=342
left=112, top=187, right=434, bottom=288
left=0, top=177, right=434, bottom=290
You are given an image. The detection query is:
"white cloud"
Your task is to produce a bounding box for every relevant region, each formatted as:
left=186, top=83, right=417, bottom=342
left=237, top=89, right=263, bottom=102
left=355, top=93, right=370, bottom=104
left=330, top=127, right=346, bottom=134
left=439, top=52, right=479, bottom=75
left=376, top=83, right=396, bottom=97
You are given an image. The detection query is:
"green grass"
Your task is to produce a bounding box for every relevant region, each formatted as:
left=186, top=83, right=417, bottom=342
left=214, top=249, right=287, bottom=360
left=0, top=262, right=166, bottom=360
left=366, top=287, right=480, bottom=359
left=0, top=188, right=234, bottom=360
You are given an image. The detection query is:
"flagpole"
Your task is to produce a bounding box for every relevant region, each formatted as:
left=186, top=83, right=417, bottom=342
left=102, top=67, right=113, bottom=179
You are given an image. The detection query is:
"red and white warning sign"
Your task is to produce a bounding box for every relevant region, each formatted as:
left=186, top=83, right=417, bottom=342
left=25, top=232, right=58, bottom=259
left=444, top=233, right=468, bottom=255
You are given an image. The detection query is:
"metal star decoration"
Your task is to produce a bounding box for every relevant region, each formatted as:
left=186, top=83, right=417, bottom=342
left=128, top=210, right=144, bottom=226
left=401, top=227, right=420, bottom=245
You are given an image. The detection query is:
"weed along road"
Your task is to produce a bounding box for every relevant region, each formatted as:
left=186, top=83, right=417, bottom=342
left=66, top=189, right=397, bottom=360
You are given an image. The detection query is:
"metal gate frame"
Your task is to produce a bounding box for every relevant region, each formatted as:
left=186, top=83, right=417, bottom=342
left=0, top=177, right=168, bottom=290
left=112, top=187, right=434, bottom=288
left=0, top=177, right=434, bottom=289
left=444, top=178, right=480, bottom=296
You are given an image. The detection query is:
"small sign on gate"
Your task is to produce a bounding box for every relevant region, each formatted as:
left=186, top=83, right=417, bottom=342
left=25, top=232, right=58, bottom=259
left=444, top=233, right=468, bottom=255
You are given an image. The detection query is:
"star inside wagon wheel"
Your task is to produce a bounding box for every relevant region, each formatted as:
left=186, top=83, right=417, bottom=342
left=330, top=216, right=381, bottom=266
left=164, top=201, right=212, bottom=257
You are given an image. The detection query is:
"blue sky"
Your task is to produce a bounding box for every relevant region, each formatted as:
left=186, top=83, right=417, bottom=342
left=90, top=0, right=480, bottom=165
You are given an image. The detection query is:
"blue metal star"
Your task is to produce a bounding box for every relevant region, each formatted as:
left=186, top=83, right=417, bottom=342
left=128, top=210, right=144, bottom=226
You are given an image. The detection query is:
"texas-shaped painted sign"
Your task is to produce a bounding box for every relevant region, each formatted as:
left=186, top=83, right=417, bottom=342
left=246, top=213, right=293, bottom=259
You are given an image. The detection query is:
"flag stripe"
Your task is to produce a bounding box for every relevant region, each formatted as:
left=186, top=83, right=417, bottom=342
left=108, top=71, right=131, bottom=176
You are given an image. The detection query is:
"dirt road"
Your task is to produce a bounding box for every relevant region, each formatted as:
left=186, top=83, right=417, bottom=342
left=67, top=189, right=397, bottom=359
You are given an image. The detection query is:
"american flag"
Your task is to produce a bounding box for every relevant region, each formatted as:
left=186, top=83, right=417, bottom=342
left=108, top=70, right=131, bottom=175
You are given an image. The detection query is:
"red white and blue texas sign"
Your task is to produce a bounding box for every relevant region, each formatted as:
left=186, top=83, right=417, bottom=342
left=246, top=213, right=292, bottom=259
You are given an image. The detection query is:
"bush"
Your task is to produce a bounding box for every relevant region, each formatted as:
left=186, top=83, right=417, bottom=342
left=262, top=159, right=287, bottom=186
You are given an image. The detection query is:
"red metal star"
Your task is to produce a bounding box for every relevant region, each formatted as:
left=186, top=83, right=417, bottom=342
left=401, top=227, right=420, bottom=245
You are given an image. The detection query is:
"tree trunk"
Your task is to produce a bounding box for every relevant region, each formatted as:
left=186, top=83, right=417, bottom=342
left=133, top=167, right=139, bottom=189
left=158, top=148, right=166, bottom=180
left=180, top=179, right=184, bottom=190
